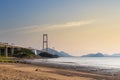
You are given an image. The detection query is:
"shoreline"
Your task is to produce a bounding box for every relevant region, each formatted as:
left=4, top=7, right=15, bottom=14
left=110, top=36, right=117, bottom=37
left=22, top=59, right=120, bottom=76
left=18, top=59, right=120, bottom=80
left=0, top=58, right=120, bottom=80
left=0, top=62, right=112, bottom=80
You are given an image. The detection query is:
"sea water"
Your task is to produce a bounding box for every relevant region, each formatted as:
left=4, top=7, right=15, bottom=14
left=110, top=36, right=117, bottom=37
left=27, top=57, right=120, bottom=69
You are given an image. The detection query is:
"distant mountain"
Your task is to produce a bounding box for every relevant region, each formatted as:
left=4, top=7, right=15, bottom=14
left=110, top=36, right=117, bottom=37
left=59, top=51, right=72, bottom=57
left=47, top=48, right=72, bottom=57
left=81, top=53, right=120, bottom=57
left=111, top=53, right=120, bottom=57
left=81, top=53, right=105, bottom=57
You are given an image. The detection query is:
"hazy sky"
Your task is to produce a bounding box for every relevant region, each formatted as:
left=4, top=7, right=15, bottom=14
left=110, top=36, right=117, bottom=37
left=1, top=0, right=120, bottom=56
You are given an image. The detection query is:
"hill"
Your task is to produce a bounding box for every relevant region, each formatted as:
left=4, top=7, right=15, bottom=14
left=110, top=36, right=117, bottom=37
left=111, top=53, right=120, bottom=57
left=81, top=53, right=105, bottom=57
left=47, top=48, right=72, bottom=57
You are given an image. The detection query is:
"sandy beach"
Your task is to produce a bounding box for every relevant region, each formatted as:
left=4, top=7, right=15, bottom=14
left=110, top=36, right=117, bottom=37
left=0, top=62, right=114, bottom=80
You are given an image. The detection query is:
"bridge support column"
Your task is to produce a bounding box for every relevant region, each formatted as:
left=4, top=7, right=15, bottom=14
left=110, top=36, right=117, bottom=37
left=5, top=43, right=8, bottom=57
left=5, top=46, right=8, bottom=57
left=11, top=47, right=14, bottom=56
left=43, top=34, right=48, bottom=51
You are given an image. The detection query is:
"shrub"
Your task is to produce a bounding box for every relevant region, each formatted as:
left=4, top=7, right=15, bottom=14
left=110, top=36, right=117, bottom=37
left=13, top=48, right=35, bottom=58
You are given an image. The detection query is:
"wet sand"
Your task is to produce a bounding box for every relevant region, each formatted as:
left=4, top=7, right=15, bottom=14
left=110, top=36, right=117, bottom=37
left=0, top=62, right=114, bottom=80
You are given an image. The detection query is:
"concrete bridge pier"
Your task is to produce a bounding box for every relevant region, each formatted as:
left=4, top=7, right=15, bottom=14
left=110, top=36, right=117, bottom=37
left=0, top=42, right=29, bottom=57
left=11, top=47, right=14, bottom=56
left=5, top=46, right=8, bottom=57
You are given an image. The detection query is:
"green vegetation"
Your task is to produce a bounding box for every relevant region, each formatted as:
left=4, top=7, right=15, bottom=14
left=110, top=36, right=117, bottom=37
left=14, top=48, right=35, bottom=58
left=0, top=57, right=16, bottom=63
left=0, top=48, right=35, bottom=63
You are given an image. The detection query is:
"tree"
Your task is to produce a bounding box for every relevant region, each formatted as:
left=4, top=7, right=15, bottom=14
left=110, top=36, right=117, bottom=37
left=14, top=48, right=35, bottom=58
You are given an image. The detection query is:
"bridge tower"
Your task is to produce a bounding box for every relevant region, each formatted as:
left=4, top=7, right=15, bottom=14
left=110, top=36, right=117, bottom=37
left=43, top=34, right=48, bottom=51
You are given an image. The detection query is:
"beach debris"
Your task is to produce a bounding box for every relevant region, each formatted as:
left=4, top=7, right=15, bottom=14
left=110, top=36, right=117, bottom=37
left=35, top=68, right=41, bottom=71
